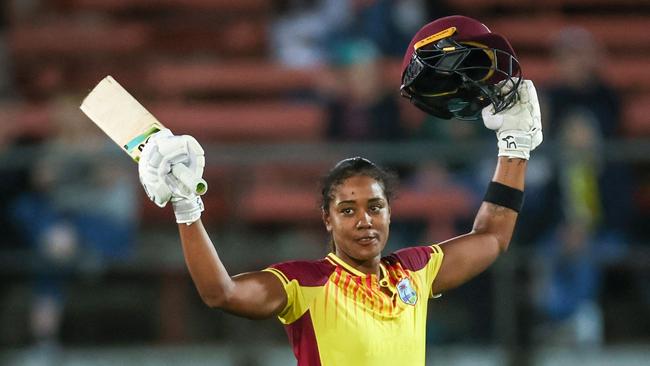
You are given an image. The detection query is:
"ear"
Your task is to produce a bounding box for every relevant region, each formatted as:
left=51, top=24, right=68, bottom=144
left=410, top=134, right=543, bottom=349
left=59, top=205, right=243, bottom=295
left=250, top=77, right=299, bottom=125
left=322, top=208, right=332, bottom=232
left=386, top=204, right=391, bottom=226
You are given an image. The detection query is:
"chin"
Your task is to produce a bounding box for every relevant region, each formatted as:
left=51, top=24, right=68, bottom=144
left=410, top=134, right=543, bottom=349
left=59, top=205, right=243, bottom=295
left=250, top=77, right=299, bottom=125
left=349, top=242, right=384, bottom=261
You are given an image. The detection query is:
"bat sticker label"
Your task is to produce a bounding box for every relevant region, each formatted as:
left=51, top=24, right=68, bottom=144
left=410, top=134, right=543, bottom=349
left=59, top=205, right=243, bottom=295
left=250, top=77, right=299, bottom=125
left=123, top=123, right=163, bottom=161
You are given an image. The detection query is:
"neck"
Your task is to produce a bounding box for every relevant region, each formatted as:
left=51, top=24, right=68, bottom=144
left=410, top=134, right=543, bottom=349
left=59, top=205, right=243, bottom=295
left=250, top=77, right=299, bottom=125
left=334, top=250, right=381, bottom=276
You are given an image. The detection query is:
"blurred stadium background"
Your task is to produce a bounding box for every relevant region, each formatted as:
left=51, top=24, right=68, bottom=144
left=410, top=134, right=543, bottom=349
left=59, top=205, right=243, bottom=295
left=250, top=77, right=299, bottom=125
left=0, top=0, right=649, bottom=365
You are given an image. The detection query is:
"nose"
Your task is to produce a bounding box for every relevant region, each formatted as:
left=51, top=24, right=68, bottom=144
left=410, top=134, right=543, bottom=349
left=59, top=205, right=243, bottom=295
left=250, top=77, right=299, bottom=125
left=356, top=211, right=372, bottom=229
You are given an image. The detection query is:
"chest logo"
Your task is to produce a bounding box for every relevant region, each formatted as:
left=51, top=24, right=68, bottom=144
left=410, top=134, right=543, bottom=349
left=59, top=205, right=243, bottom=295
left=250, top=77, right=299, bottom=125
left=397, top=278, right=417, bottom=305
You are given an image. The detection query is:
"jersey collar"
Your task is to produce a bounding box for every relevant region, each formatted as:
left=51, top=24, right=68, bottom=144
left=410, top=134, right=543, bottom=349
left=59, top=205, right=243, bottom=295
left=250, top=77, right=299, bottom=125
left=326, top=252, right=387, bottom=280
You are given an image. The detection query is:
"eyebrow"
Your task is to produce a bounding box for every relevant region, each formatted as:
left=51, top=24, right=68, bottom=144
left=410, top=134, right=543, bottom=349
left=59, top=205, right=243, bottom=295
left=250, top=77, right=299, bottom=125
left=336, top=197, right=385, bottom=206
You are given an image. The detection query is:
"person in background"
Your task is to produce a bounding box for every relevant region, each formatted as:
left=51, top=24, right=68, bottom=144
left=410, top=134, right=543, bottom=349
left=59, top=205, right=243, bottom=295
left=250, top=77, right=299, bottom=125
left=10, top=94, right=138, bottom=352
left=516, top=26, right=629, bottom=246
left=523, top=27, right=633, bottom=347
left=324, top=39, right=405, bottom=141
left=543, top=26, right=621, bottom=138
left=530, top=108, right=630, bottom=347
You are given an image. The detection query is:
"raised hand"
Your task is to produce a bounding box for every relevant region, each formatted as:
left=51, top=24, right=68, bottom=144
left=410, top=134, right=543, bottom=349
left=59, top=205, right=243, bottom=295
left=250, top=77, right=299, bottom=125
left=138, top=129, right=205, bottom=224
left=482, top=79, right=543, bottom=160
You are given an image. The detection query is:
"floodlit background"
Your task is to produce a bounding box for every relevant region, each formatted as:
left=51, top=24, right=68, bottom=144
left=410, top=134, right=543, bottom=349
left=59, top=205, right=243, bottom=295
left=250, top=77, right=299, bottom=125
left=0, top=1, right=649, bottom=365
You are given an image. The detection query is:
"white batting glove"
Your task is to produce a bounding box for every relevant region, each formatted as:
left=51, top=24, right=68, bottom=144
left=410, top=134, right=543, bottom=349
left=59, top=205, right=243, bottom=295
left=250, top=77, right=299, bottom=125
left=482, top=79, right=543, bottom=160
left=138, top=129, right=206, bottom=224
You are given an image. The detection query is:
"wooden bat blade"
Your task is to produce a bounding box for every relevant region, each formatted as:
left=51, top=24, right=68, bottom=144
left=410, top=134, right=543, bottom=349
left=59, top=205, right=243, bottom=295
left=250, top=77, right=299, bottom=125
left=79, top=75, right=207, bottom=195
left=80, top=75, right=163, bottom=162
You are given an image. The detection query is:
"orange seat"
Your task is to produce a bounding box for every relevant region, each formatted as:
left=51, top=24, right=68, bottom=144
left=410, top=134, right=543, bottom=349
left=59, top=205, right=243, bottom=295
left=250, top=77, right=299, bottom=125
left=6, top=100, right=326, bottom=143
left=238, top=185, right=321, bottom=224
left=391, top=188, right=473, bottom=221
left=238, top=182, right=474, bottom=239
left=149, top=102, right=326, bottom=142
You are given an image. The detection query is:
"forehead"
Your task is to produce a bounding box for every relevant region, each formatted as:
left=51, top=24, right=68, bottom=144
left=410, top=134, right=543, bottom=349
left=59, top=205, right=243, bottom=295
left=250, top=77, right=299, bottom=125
left=332, top=175, right=386, bottom=203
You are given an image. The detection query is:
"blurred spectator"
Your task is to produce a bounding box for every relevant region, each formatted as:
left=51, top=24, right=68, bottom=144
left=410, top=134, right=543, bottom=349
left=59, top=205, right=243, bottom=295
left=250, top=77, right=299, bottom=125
left=516, top=26, right=626, bottom=246
left=516, top=26, right=635, bottom=349
left=0, top=126, right=34, bottom=252
left=270, top=0, right=335, bottom=68
left=324, top=0, right=426, bottom=57
left=324, top=39, right=405, bottom=141
left=9, top=94, right=138, bottom=349
left=0, top=3, right=26, bottom=249
left=530, top=109, right=630, bottom=347
left=542, top=26, right=621, bottom=138
left=270, top=0, right=427, bottom=68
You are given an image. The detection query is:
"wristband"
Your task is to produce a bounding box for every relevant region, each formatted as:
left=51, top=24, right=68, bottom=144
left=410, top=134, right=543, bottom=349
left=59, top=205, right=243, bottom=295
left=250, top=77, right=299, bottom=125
left=483, top=181, right=524, bottom=212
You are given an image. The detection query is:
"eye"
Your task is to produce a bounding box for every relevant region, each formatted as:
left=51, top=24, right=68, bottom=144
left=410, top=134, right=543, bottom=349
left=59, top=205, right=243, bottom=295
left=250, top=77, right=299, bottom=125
left=369, top=203, right=385, bottom=213
left=340, top=208, right=354, bottom=215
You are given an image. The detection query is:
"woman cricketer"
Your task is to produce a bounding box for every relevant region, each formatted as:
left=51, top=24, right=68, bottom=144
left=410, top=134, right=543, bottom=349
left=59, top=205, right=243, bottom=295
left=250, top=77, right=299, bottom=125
left=137, top=15, right=543, bottom=366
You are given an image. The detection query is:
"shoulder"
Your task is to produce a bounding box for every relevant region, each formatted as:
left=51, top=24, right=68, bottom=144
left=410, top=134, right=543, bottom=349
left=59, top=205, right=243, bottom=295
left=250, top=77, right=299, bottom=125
left=268, top=258, right=335, bottom=287
left=384, top=245, right=442, bottom=272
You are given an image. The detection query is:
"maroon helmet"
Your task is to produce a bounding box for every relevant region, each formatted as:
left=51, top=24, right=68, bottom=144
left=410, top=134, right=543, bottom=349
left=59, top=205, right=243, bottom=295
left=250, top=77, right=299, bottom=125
left=400, top=15, right=521, bottom=120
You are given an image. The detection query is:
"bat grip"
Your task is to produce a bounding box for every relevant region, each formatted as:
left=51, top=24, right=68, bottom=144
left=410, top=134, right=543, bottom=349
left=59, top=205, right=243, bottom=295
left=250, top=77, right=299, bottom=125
left=172, top=164, right=208, bottom=196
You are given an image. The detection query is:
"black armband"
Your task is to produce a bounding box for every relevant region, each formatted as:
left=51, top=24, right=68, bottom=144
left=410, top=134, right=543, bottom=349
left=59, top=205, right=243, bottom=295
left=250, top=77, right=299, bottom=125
left=483, top=181, right=524, bottom=212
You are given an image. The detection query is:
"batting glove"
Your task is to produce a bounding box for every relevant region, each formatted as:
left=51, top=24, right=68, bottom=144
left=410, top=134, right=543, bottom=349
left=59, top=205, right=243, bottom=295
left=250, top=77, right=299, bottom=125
left=138, top=129, right=205, bottom=224
left=482, top=79, right=543, bottom=160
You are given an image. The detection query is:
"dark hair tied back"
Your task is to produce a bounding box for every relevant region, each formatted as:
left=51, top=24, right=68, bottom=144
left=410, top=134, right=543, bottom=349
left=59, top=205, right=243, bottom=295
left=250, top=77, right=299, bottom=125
left=320, top=157, right=398, bottom=212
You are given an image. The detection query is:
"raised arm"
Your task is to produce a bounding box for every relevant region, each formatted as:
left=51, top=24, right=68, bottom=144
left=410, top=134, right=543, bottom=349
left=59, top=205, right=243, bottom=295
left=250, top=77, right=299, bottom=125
left=177, top=220, right=286, bottom=319
left=432, top=80, right=543, bottom=294
left=138, top=130, right=286, bottom=319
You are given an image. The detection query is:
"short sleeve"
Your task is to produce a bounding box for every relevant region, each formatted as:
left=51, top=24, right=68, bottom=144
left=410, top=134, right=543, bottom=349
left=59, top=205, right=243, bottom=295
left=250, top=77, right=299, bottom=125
left=391, top=244, right=444, bottom=298
left=426, top=245, right=444, bottom=298
left=263, top=259, right=333, bottom=324
left=263, top=267, right=306, bottom=324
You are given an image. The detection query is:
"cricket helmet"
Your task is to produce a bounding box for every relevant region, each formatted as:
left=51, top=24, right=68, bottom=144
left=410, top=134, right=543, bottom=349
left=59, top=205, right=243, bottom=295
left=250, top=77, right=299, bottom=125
left=400, top=15, right=521, bottom=120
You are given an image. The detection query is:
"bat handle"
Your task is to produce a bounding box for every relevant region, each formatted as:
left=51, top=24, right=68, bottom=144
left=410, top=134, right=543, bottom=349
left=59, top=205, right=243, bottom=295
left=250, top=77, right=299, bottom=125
left=172, top=164, right=208, bottom=196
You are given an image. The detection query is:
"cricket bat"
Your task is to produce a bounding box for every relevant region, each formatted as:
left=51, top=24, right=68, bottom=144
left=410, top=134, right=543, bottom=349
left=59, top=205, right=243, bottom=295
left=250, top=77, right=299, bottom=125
left=80, top=75, right=208, bottom=195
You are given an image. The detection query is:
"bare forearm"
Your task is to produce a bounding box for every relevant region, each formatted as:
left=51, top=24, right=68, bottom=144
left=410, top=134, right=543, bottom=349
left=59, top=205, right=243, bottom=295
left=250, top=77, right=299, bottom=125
left=472, top=157, right=527, bottom=251
left=178, top=220, right=234, bottom=307
left=491, top=156, right=526, bottom=190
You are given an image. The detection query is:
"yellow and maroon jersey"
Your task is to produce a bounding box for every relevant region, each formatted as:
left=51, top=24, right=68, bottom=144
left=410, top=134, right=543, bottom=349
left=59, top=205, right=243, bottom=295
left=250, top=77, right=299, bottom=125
left=264, top=245, right=444, bottom=366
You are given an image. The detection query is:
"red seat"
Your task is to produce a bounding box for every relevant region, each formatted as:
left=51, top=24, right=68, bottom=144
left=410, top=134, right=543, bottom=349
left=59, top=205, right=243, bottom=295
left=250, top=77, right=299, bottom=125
left=65, top=0, right=273, bottom=12
left=489, top=16, right=650, bottom=51
left=1, top=103, right=53, bottom=140
left=521, top=56, right=650, bottom=92
left=9, top=21, right=151, bottom=56
left=448, top=0, right=643, bottom=11
left=446, top=0, right=533, bottom=11
left=623, top=95, right=650, bottom=137
left=150, top=19, right=269, bottom=57
left=146, top=61, right=318, bottom=96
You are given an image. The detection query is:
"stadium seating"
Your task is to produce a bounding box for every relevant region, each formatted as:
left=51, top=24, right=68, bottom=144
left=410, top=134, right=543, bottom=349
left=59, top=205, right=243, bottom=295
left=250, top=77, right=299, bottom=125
left=5, top=0, right=649, bottom=229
